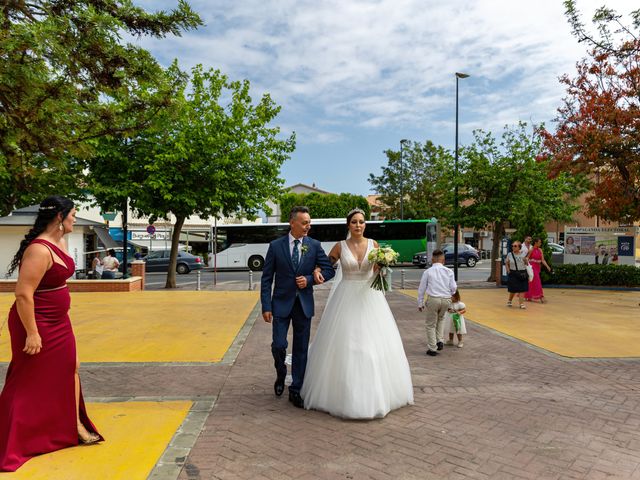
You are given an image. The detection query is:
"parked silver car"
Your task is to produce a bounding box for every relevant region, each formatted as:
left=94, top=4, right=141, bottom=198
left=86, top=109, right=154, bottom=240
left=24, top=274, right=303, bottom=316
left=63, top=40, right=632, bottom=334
left=549, top=242, right=564, bottom=264
left=143, top=250, right=204, bottom=274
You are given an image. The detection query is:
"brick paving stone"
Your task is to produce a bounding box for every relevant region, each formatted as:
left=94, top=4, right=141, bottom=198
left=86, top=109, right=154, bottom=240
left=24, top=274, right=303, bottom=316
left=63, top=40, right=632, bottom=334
left=171, top=288, right=640, bottom=480
left=3, top=286, right=640, bottom=479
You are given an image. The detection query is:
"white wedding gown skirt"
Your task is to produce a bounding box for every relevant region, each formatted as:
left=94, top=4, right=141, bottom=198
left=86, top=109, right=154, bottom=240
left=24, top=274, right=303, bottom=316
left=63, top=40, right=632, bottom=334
left=301, top=240, right=414, bottom=419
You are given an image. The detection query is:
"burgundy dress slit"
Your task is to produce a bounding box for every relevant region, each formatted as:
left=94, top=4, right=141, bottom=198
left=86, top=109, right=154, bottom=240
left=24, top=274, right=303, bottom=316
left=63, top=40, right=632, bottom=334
left=0, top=239, right=102, bottom=471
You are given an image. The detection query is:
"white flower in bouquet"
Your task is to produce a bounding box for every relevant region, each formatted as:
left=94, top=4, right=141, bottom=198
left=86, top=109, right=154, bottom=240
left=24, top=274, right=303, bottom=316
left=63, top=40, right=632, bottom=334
left=367, top=246, right=399, bottom=292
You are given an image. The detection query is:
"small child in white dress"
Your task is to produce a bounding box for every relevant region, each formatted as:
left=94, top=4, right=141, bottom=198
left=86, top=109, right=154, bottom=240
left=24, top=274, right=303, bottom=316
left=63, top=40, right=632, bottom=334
left=444, top=290, right=467, bottom=348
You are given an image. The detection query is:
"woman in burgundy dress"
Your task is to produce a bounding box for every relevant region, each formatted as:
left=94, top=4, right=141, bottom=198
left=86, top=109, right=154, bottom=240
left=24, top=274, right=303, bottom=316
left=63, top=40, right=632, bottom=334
left=0, top=195, right=103, bottom=471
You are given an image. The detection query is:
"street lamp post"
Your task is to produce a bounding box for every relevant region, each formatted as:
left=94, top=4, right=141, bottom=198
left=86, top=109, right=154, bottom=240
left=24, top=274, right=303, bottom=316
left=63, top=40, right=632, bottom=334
left=454, top=72, right=470, bottom=282
left=588, top=161, right=601, bottom=227
left=400, top=139, right=408, bottom=220
left=122, top=197, right=128, bottom=279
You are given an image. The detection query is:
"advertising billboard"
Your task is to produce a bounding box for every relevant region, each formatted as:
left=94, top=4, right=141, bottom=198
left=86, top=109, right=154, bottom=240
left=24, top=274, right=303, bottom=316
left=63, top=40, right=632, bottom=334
left=563, top=227, right=639, bottom=266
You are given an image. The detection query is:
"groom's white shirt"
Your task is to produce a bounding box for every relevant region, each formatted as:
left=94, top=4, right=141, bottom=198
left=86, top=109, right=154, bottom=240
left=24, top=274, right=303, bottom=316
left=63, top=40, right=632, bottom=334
left=288, top=232, right=304, bottom=257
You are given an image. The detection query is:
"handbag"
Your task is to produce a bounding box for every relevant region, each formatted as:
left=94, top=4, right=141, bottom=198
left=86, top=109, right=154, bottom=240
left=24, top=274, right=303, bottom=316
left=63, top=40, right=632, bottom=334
left=526, top=264, right=534, bottom=282
left=511, top=253, right=528, bottom=281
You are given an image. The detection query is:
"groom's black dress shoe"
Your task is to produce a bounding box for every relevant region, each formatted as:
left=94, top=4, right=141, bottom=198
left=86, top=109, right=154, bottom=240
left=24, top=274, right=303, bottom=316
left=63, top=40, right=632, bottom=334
left=436, top=341, right=444, bottom=351
left=274, top=379, right=285, bottom=397
left=426, top=350, right=438, bottom=356
left=289, top=391, right=304, bottom=408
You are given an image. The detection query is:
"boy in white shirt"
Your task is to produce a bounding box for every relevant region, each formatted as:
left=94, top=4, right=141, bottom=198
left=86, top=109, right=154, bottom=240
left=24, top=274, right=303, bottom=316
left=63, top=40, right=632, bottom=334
left=417, top=249, right=457, bottom=356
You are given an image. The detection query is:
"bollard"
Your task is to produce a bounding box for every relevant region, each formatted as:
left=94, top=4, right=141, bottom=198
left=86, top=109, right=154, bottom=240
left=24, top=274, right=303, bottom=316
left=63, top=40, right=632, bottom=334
left=248, top=270, right=254, bottom=291
left=400, top=269, right=405, bottom=290
left=196, top=270, right=201, bottom=291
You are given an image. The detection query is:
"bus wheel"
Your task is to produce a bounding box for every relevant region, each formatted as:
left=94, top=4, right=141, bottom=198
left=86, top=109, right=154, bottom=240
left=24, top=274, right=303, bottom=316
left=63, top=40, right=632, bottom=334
left=248, top=255, right=264, bottom=271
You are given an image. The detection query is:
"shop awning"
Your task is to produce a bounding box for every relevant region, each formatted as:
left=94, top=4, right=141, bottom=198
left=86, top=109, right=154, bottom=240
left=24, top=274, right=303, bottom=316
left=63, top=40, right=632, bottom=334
left=128, top=239, right=188, bottom=251
left=94, top=227, right=118, bottom=249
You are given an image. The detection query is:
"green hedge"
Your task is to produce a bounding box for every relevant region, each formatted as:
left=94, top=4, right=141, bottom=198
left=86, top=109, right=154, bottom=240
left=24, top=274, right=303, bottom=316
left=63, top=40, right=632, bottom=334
left=542, top=263, right=640, bottom=287
left=279, top=192, right=370, bottom=222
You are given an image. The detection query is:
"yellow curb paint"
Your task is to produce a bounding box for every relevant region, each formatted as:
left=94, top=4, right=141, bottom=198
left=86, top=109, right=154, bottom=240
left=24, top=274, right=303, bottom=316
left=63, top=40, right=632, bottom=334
left=403, top=288, right=640, bottom=358
left=0, top=291, right=259, bottom=362
left=2, top=401, right=192, bottom=480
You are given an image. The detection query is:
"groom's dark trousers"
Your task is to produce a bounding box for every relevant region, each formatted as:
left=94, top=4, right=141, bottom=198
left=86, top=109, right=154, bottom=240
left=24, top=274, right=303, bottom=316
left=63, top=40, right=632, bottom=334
left=271, top=298, right=310, bottom=392
left=261, top=234, right=334, bottom=394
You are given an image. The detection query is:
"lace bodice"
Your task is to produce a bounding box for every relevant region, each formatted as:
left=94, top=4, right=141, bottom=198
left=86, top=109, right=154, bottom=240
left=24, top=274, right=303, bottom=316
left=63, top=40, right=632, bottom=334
left=339, top=239, right=374, bottom=281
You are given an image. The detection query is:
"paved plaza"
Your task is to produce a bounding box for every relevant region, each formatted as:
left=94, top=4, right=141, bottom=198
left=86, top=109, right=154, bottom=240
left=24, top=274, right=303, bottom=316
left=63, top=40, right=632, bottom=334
left=1, top=287, right=640, bottom=479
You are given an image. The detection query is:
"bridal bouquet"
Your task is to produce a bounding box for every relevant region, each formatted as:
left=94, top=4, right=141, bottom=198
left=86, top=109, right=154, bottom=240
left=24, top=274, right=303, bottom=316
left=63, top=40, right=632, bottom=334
left=367, top=246, right=400, bottom=292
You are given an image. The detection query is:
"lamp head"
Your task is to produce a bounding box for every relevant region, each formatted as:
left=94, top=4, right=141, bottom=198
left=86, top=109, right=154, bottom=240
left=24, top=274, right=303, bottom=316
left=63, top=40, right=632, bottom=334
left=455, top=72, right=470, bottom=79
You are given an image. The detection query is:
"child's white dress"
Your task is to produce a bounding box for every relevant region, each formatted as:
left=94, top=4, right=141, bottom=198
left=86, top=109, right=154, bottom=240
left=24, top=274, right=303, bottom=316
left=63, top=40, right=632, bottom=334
left=443, top=301, right=467, bottom=336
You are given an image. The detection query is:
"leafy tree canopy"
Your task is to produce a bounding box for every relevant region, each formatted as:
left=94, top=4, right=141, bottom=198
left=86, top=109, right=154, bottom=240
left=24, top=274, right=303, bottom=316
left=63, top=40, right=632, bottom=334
left=543, top=2, right=640, bottom=223
left=279, top=192, right=370, bottom=222
left=87, top=64, right=295, bottom=287
left=0, top=0, right=201, bottom=215
left=368, top=140, right=454, bottom=222
left=563, top=0, right=639, bottom=57
left=459, top=122, right=587, bottom=281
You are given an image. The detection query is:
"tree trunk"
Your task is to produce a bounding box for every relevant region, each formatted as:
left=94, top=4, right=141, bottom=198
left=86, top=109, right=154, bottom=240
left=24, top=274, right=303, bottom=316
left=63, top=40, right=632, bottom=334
left=487, top=221, right=505, bottom=282
left=165, top=215, right=186, bottom=289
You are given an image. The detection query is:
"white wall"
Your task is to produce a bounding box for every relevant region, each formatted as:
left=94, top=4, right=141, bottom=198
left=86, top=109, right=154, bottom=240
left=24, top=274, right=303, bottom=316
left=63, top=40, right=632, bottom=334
left=66, top=232, right=86, bottom=273
left=0, top=227, right=86, bottom=278
left=0, top=226, right=27, bottom=278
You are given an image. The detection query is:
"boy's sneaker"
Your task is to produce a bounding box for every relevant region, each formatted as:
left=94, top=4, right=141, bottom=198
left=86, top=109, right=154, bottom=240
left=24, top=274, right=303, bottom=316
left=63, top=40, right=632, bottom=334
left=445, top=340, right=454, bottom=346
left=457, top=342, right=464, bottom=348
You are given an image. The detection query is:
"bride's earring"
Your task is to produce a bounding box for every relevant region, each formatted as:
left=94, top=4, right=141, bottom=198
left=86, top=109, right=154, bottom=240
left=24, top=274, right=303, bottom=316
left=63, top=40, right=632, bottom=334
left=58, top=222, right=63, bottom=232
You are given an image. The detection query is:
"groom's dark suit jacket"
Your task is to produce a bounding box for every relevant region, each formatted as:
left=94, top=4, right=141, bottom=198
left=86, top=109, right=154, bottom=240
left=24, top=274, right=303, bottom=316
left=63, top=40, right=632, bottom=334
left=261, top=235, right=335, bottom=319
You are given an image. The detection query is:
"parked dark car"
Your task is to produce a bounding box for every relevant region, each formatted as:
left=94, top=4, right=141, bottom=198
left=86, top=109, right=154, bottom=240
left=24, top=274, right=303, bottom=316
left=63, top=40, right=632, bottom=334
left=412, top=243, right=480, bottom=268
left=142, top=250, right=204, bottom=274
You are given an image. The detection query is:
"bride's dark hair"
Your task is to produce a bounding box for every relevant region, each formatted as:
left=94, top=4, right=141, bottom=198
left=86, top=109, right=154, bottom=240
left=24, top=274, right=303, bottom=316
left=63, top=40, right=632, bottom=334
left=7, top=196, right=74, bottom=276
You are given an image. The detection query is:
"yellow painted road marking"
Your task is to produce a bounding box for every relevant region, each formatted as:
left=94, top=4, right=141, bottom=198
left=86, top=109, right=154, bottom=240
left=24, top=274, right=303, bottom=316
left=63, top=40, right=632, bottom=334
left=2, top=401, right=191, bottom=480
left=0, top=291, right=259, bottom=362
left=403, top=288, right=640, bottom=358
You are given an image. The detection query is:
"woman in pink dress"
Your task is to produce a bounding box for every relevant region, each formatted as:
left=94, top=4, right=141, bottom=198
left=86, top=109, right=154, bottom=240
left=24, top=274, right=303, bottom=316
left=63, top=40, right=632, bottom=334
left=524, top=238, right=552, bottom=303
left=0, top=196, right=103, bottom=471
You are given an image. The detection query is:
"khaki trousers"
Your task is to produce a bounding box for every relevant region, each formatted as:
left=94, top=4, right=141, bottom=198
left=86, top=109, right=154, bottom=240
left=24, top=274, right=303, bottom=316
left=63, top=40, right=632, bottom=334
left=425, top=296, right=451, bottom=352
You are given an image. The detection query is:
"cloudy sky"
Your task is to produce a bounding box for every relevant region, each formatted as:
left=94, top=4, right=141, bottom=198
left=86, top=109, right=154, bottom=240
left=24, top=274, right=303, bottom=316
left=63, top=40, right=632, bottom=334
left=134, top=0, right=632, bottom=196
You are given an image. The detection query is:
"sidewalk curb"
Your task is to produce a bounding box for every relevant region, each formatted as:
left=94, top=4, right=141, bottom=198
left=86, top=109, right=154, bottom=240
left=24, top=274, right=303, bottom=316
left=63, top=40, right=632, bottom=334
left=149, top=398, right=216, bottom=480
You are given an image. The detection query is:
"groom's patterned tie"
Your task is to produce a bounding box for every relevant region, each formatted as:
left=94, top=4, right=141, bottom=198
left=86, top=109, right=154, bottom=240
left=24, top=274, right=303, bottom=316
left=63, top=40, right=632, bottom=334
left=292, top=239, right=300, bottom=269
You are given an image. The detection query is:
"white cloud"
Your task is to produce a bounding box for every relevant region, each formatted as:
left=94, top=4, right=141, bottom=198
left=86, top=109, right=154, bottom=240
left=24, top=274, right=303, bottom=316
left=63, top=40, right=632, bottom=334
left=134, top=0, right=634, bottom=145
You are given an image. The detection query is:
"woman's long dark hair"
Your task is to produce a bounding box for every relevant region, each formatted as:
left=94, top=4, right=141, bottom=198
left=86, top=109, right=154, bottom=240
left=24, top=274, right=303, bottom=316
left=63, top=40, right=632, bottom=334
left=7, top=196, right=74, bottom=276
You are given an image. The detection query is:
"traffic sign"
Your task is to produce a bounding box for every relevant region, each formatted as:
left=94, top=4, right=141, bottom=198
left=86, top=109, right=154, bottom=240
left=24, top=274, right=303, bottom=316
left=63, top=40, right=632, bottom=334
left=146, top=225, right=156, bottom=235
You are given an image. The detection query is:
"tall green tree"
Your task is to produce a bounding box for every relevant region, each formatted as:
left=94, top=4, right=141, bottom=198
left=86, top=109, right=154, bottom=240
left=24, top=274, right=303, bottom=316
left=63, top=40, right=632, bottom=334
left=278, top=192, right=370, bottom=222
left=368, top=140, right=454, bottom=222
left=458, top=123, right=587, bottom=281
left=0, top=0, right=201, bottom=215
left=87, top=64, right=295, bottom=288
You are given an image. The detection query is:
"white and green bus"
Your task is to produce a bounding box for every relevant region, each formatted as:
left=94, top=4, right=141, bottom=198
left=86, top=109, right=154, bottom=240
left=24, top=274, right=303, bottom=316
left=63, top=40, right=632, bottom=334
left=211, top=218, right=439, bottom=271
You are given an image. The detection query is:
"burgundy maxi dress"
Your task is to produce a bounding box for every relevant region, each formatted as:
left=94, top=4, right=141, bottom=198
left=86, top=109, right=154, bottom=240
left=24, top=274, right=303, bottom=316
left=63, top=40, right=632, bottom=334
left=0, top=239, right=102, bottom=471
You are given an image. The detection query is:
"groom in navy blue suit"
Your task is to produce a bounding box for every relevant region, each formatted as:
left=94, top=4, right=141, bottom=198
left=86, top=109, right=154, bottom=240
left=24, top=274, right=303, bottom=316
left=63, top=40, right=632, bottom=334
left=261, top=206, right=335, bottom=408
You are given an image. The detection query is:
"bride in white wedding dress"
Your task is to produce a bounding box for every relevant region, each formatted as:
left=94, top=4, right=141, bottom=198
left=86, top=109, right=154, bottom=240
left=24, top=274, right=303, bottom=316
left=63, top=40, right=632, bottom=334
left=301, top=209, right=414, bottom=419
